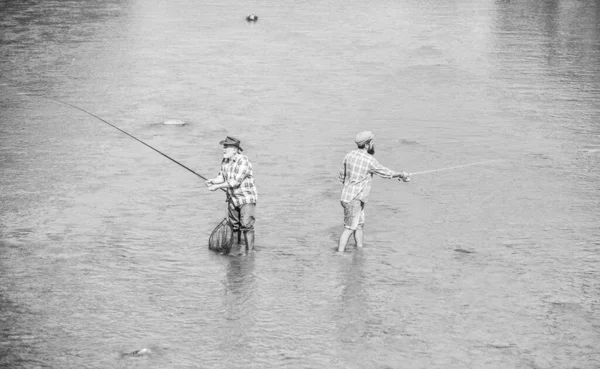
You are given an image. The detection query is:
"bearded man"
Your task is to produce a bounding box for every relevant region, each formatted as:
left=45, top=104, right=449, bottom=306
left=207, top=136, right=258, bottom=254
left=337, top=131, right=410, bottom=252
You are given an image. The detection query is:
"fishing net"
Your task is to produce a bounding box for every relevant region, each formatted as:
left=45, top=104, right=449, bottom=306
left=208, top=218, right=234, bottom=254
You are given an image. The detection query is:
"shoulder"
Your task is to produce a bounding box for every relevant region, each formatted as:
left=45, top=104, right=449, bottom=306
left=368, top=155, right=381, bottom=166
left=354, top=150, right=372, bottom=162
left=354, top=151, right=378, bottom=166
left=234, top=154, right=252, bottom=166
left=345, top=149, right=360, bottom=159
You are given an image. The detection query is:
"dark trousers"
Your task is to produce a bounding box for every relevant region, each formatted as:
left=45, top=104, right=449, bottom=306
left=227, top=202, right=256, bottom=232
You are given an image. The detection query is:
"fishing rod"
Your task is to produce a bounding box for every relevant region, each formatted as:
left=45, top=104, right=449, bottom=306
left=39, top=96, right=212, bottom=181
left=405, top=159, right=501, bottom=178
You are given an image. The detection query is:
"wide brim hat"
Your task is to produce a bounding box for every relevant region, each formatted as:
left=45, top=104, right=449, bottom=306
left=219, top=136, right=243, bottom=151
left=355, top=131, right=374, bottom=145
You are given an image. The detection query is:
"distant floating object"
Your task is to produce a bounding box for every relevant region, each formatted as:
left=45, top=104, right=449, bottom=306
left=454, top=248, right=475, bottom=254
left=246, top=14, right=258, bottom=22
left=163, top=119, right=186, bottom=126
left=121, top=348, right=152, bottom=357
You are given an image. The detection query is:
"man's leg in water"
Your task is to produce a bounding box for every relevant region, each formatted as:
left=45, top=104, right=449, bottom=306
left=354, top=224, right=364, bottom=248
left=228, top=200, right=241, bottom=243
left=354, top=205, right=366, bottom=247
left=240, top=203, right=256, bottom=254
left=338, top=228, right=355, bottom=252
left=338, top=200, right=360, bottom=252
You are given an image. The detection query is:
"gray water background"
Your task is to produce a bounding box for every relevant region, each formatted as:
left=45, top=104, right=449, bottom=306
left=1, top=0, right=599, bottom=368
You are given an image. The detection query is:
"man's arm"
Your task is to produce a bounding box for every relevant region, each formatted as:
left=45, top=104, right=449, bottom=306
left=206, top=174, right=225, bottom=186
left=391, top=171, right=410, bottom=180
left=338, top=159, right=346, bottom=183
left=206, top=173, right=229, bottom=191
left=370, top=158, right=409, bottom=180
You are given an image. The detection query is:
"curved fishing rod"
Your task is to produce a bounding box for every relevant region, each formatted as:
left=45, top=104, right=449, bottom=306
left=40, top=96, right=211, bottom=181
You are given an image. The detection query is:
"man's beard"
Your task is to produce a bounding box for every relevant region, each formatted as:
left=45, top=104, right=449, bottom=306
left=367, top=144, right=375, bottom=155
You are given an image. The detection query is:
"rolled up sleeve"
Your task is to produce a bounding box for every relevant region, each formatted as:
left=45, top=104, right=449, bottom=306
left=369, top=159, right=394, bottom=179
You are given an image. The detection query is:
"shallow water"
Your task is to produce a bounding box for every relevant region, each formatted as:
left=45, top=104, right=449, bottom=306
left=1, top=0, right=599, bottom=368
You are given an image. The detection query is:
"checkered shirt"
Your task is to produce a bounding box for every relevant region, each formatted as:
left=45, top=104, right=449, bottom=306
left=339, top=149, right=395, bottom=203
left=220, top=154, right=258, bottom=207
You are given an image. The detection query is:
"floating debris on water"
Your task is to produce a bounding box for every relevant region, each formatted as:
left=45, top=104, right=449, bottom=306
left=121, top=348, right=152, bottom=357
left=163, top=119, right=186, bottom=126
left=486, top=342, right=516, bottom=349
left=454, top=248, right=475, bottom=254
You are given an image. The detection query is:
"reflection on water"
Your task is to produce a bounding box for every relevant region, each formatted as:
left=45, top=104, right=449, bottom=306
left=492, top=0, right=600, bottom=127
left=335, top=251, right=367, bottom=344
left=219, top=254, right=257, bottom=365
left=223, top=254, right=257, bottom=325
left=1, top=0, right=600, bottom=368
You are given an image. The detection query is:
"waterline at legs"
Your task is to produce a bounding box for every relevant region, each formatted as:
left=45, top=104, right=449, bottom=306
left=338, top=225, right=364, bottom=252
left=244, top=230, right=255, bottom=252
left=354, top=224, right=364, bottom=248
left=338, top=228, right=354, bottom=252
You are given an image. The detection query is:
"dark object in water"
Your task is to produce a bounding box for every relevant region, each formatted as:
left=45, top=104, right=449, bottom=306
left=209, top=218, right=234, bottom=254
left=454, top=248, right=475, bottom=254
left=246, top=14, right=258, bottom=22
left=121, top=348, right=151, bottom=357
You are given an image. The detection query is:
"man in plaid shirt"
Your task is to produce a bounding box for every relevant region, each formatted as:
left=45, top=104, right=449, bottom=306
left=337, top=131, right=410, bottom=252
left=207, top=136, right=258, bottom=254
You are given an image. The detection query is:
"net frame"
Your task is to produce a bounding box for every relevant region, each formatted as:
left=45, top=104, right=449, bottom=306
left=208, top=218, right=234, bottom=254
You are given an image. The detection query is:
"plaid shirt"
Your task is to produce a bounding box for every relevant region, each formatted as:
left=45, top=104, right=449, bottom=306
left=220, top=154, right=258, bottom=207
left=339, top=149, right=395, bottom=203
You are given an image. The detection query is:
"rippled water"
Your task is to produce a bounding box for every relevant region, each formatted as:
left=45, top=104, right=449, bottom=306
left=1, top=0, right=599, bottom=368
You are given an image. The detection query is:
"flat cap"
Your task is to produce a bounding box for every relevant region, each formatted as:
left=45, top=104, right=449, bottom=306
left=355, top=131, right=374, bottom=145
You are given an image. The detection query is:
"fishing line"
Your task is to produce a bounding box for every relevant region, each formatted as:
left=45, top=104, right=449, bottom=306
left=410, top=159, right=502, bottom=176
left=37, top=95, right=210, bottom=181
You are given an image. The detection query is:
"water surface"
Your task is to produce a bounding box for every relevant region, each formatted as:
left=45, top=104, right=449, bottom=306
left=1, top=0, right=599, bottom=368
